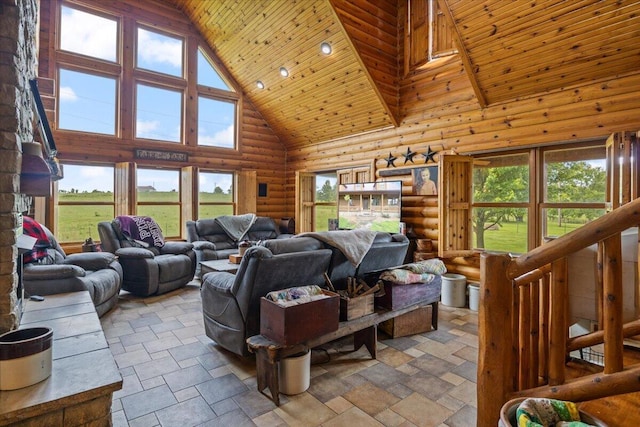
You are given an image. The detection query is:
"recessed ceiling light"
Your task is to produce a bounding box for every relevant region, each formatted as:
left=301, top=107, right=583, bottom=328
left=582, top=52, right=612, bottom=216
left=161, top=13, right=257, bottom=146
left=320, top=42, right=332, bottom=55
left=256, top=80, right=265, bottom=89
left=279, top=67, right=289, bottom=77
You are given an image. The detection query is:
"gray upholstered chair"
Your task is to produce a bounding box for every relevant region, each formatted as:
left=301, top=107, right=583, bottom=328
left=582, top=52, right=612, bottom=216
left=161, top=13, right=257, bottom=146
left=98, top=220, right=196, bottom=297
left=23, top=224, right=123, bottom=317
left=201, top=238, right=332, bottom=356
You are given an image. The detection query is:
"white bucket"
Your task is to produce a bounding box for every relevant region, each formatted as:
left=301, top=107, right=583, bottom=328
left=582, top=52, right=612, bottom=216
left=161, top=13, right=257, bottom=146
left=278, top=350, right=310, bottom=395
left=441, top=273, right=467, bottom=307
left=468, top=283, right=479, bottom=311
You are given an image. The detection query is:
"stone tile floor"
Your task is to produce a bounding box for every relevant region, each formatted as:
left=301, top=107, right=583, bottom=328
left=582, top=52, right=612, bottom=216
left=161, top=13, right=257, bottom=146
left=102, top=281, right=478, bottom=426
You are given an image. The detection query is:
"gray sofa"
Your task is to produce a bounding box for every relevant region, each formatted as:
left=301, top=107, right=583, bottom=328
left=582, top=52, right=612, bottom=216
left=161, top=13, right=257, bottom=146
left=23, top=225, right=123, bottom=317
left=200, top=231, right=409, bottom=355
left=98, top=220, right=196, bottom=297
left=186, top=216, right=293, bottom=277
left=201, top=237, right=332, bottom=356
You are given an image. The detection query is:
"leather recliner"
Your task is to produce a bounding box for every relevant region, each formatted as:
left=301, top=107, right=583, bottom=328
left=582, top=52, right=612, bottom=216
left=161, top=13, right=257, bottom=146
left=23, top=224, right=123, bottom=317
left=200, top=237, right=332, bottom=356
left=98, top=220, right=196, bottom=297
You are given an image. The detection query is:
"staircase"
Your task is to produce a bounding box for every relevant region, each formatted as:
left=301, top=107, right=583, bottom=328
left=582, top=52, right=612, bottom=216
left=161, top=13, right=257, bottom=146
left=476, top=197, right=640, bottom=426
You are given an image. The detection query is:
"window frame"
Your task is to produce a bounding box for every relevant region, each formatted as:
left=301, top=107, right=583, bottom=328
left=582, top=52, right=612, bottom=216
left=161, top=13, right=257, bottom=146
left=472, top=141, right=607, bottom=254
left=135, top=166, right=182, bottom=239
left=197, top=170, right=236, bottom=218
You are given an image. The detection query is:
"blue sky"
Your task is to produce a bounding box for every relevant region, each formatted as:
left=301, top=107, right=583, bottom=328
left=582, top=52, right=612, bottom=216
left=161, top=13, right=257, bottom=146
left=57, top=5, right=234, bottom=193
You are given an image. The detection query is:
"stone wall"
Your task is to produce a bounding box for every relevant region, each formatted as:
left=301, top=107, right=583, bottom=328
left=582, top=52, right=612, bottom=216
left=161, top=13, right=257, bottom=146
left=0, top=0, right=38, bottom=334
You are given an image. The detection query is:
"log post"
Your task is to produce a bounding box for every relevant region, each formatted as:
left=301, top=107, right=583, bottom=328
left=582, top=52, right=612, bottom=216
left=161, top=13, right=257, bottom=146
left=603, top=233, right=624, bottom=374
left=548, top=258, right=567, bottom=386
left=478, top=252, right=514, bottom=427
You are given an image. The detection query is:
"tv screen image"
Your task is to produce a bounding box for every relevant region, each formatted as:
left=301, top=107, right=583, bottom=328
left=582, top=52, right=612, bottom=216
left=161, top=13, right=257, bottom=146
left=337, top=181, right=402, bottom=232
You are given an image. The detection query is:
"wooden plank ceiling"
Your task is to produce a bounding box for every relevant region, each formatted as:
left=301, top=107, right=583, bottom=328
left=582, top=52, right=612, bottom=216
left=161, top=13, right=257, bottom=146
left=171, top=0, right=396, bottom=148
left=169, top=0, right=640, bottom=148
left=443, top=0, right=640, bottom=106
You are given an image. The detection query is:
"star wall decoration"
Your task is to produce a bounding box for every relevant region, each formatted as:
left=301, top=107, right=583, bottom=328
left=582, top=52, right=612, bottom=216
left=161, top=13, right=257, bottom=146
left=402, top=147, right=416, bottom=164
left=423, top=146, right=437, bottom=164
left=384, top=152, right=397, bottom=167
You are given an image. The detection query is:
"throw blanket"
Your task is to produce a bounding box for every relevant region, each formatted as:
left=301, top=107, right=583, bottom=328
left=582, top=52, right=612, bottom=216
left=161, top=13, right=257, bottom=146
left=379, top=270, right=437, bottom=285
left=116, top=215, right=165, bottom=248
left=297, top=229, right=377, bottom=267
left=516, top=398, right=595, bottom=427
left=215, top=214, right=256, bottom=242
left=22, top=216, right=51, bottom=264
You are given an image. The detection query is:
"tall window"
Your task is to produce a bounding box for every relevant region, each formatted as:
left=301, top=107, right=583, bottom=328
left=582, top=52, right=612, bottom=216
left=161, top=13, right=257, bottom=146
left=473, top=153, right=530, bottom=253
left=136, top=168, right=181, bottom=237
left=542, top=146, right=606, bottom=238
left=314, top=173, right=337, bottom=231
left=135, top=84, right=182, bottom=142
left=198, top=171, right=234, bottom=217
left=472, top=143, right=606, bottom=254
left=57, top=163, right=114, bottom=242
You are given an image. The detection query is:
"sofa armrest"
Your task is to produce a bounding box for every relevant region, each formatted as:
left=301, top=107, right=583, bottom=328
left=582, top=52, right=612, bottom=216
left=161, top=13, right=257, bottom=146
left=192, top=241, right=216, bottom=251
left=115, top=247, right=155, bottom=259
left=63, top=252, right=117, bottom=271
left=202, top=272, right=235, bottom=296
left=24, top=264, right=85, bottom=280
left=159, top=241, right=194, bottom=255
left=276, top=234, right=294, bottom=239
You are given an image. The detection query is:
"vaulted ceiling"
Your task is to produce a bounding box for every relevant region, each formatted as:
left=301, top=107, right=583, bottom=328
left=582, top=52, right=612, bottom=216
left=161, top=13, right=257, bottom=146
left=170, top=0, right=640, bottom=148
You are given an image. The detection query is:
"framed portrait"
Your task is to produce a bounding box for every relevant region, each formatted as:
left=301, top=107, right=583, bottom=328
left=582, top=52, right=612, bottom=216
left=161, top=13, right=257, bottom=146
left=412, top=166, right=438, bottom=195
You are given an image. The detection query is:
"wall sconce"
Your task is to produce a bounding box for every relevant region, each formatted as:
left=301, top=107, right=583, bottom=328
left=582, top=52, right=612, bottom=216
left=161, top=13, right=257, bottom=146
left=320, top=42, right=332, bottom=55
left=279, top=67, right=289, bottom=77
left=256, top=80, right=265, bottom=89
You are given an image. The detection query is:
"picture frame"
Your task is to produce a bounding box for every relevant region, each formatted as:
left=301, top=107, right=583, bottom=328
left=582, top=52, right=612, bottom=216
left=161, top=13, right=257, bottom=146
left=412, top=166, right=438, bottom=195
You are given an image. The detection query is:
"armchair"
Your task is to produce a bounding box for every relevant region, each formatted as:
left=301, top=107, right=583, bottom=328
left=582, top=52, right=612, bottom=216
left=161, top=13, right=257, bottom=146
left=23, top=224, right=123, bottom=317
left=98, top=219, right=196, bottom=297
left=201, top=241, right=332, bottom=356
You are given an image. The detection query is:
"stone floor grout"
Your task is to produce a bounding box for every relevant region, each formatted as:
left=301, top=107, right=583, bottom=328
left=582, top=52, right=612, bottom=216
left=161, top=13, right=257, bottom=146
left=102, top=281, right=478, bottom=427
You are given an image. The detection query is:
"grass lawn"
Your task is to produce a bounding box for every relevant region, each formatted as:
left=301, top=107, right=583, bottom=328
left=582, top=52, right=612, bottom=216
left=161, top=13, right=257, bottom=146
left=480, top=220, right=583, bottom=253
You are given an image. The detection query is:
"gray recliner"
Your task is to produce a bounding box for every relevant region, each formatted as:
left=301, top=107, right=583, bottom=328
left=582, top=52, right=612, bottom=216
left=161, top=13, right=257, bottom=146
left=23, top=224, right=123, bottom=317
left=201, top=237, right=332, bottom=356
left=98, top=220, right=196, bottom=297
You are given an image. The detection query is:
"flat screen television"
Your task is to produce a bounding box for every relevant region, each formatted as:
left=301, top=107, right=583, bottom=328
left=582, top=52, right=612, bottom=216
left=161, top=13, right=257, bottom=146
left=337, top=181, right=402, bottom=233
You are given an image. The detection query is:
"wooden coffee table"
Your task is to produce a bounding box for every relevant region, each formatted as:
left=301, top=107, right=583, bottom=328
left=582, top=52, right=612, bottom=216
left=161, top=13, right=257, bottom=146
left=200, top=259, right=239, bottom=275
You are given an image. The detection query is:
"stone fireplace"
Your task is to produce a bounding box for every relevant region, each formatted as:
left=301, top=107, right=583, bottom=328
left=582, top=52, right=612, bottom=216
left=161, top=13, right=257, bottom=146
left=0, top=0, right=39, bottom=334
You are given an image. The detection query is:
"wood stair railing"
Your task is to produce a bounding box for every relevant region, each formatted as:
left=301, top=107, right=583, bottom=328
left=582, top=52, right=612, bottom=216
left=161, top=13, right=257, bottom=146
left=477, top=197, right=640, bottom=426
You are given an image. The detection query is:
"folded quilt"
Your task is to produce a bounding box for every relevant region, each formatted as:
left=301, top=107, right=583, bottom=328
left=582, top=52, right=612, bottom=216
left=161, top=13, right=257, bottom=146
left=516, top=398, right=596, bottom=427
left=265, top=285, right=327, bottom=307
left=402, top=259, right=447, bottom=275
left=379, top=269, right=436, bottom=285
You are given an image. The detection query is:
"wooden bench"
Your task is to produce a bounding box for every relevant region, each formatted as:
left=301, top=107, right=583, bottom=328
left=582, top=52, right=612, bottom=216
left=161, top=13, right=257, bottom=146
left=246, top=299, right=438, bottom=406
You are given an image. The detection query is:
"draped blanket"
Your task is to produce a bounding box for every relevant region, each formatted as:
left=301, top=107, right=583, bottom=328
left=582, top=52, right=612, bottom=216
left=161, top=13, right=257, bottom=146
left=297, top=229, right=377, bottom=267
left=22, top=216, right=51, bottom=264
left=215, top=213, right=256, bottom=242
left=116, top=215, right=165, bottom=248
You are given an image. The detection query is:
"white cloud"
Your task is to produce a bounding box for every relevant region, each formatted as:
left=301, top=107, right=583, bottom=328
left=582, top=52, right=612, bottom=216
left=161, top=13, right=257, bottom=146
left=136, top=120, right=160, bottom=138
left=60, top=7, right=117, bottom=62
left=199, top=124, right=234, bottom=148
left=138, top=29, right=183, bottom=69
left=59, top=86, right=77, bottom=102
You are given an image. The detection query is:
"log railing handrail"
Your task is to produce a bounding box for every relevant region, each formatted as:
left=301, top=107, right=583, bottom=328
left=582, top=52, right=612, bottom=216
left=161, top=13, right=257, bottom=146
left=477, top=196, right=640, bottom=426
left=506, top=197, right=640, bottom=279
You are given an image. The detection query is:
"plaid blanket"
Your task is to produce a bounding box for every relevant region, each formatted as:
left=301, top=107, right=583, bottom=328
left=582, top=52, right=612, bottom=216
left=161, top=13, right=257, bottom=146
left=22, top=216, right=51, bottom=264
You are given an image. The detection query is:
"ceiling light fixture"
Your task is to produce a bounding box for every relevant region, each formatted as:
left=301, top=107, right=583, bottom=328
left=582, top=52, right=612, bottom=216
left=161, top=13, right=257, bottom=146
left=320, top=42, right=332, bottom=55
left=279, top=67, right=289, bottom=77
left=256, top=80, right=265, bottom=89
